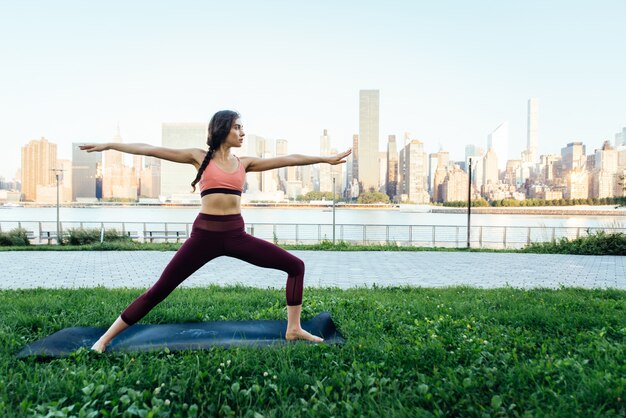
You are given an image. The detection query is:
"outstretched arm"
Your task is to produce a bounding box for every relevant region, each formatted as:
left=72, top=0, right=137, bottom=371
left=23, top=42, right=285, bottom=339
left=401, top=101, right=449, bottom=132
left=243, top=148, right=352, bottom=172
left=79, top=143, right=205, bottom=168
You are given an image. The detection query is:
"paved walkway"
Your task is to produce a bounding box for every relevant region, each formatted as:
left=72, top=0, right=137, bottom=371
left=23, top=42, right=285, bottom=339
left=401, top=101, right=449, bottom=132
left=1, top=251, right=624, bottom=290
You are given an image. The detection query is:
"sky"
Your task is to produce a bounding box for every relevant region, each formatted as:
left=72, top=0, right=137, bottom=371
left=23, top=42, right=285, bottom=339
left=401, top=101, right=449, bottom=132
left=1, top=0, right=625, bottom=179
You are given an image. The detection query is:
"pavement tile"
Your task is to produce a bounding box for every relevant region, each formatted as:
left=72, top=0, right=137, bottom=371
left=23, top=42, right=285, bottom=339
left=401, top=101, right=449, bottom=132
left=0, top=250, right=624, bottom=291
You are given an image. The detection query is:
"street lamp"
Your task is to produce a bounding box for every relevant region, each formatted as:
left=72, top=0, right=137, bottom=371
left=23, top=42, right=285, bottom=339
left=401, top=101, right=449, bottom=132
left=51, top=168, right=64, bottom=245
left=467, top=158, right=472, bottom=249
left=332, top=177, right=336, bottom=244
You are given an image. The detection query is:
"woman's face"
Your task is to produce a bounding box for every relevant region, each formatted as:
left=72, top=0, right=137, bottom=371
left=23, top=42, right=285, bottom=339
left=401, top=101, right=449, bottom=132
left=225, top=118, right=245, bottom=148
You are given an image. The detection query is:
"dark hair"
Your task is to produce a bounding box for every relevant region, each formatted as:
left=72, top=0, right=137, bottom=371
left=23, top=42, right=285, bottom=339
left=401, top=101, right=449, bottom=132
left=191, top=110, right=240, bottom=192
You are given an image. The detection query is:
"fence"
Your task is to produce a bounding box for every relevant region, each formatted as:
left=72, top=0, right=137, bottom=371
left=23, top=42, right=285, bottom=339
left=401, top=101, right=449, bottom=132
left=1, top=220, right=624, bottom=249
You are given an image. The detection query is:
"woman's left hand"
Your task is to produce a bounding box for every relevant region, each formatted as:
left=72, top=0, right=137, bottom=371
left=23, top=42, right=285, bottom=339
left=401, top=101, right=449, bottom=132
left=327, top=148, right=352, bottom=165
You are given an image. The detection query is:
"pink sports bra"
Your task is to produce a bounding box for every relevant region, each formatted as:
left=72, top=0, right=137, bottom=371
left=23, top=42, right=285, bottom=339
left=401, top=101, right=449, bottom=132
left=198, top=156, right=246, bottom=197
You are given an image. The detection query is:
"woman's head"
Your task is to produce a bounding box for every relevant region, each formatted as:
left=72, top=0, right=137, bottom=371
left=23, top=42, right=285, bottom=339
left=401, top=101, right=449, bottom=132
left=190, top=110, right=241, bottom=192
left=206, top=110, right=241, bottom=150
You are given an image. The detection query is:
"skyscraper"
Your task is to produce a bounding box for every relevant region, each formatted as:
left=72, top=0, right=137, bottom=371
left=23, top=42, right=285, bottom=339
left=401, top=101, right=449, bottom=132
left=430, top=151, right=449, bottom=202
left=72, top=142, right=102, bottom=201
left=615, top=127, right=626, bottom=147
left=358, top=90, right=380, bottom=192
left=21, top=137, right=57, bottom=201
left=275, top=139, right=289, bottom=192
left=398, top=139, right=429, bottom=203
left=592, top=141, right=619, bottom=198
left=161, top=123, right=206, bottom=201
left=487, top=121, right=508, bottom=172
left=482, top=148, right=499, bottom=188
left=349, top=134, right=359, bottom=183
left=561, top=142, right=586, bottom=172
left=386, top=135, right=398, bottom=200
left=441, top=166, right=469, bottom=202
left=139, top=157, right=161, bottom=198
left=523, top=98, right=538, bottom=163
left=102, top=128, right=138, bottom=200
left=319, top=129, right=332, bottom=192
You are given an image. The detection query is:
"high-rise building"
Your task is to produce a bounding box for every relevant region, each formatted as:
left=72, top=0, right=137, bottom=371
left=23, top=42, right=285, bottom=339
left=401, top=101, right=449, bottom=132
left=386, top=135, right=398, bottom=200
left=538, top=154, right=561, bottom=183
left=615, top=127, right=626, bottom=147
left=346, top=134, right=359, bottom=198
left=561, top=142, right=586, bottom=172
left=592, top=141, right=619, bottom=198
left=102, top=128, right=138, bottom=200
left=487, top=121, right=508, bottom=172
left=431, top=151, right=449, bottom=202
left=504, top=160, right=522, bottom=186
left=319, top=130, right=333, bottom=192
left=441, top=166, right=469, bottom=202
left=398, top=139, right=429, bottom=203
left=428, top=153, right=438, bottom=195
left=37, top=159, right=72, bottom=204
left=139, top=157, right=161, bottom=198
left=275, top=139, right=289, bottom=192
left=21, top=137, right=57, bottom=201
left=523, top=98, right=538, bottom=163
left=482, top=148, right=499, bottom=189
left=358, top=90, right=380, bottom=192
left=378, top=151, right=387, bottom=192
left=161, top=123, right=206, bottom=201
left=72, top=142, right=102, bottom=201
left=565, top=169, right=588, bottom=199
left=331, top=148, right=344, bottom=196
left=465, top=145, right=484, bottom=189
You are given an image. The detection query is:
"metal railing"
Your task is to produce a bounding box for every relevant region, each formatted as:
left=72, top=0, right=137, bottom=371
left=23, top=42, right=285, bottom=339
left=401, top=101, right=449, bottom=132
left=1, top=220, right=624, bottom=249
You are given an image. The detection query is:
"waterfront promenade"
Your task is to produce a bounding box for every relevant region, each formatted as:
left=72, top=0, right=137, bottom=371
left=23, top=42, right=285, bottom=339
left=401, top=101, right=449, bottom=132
left=1, top=251, right=624, bottom=290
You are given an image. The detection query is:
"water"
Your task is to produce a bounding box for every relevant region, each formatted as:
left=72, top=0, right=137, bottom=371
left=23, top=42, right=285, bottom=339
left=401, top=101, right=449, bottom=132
left=0, top=206, right=623, bottom=228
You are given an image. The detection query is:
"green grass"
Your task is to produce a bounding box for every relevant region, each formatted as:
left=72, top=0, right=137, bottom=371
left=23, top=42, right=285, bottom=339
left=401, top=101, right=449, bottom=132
left=1, top=286, right=625, bottom=417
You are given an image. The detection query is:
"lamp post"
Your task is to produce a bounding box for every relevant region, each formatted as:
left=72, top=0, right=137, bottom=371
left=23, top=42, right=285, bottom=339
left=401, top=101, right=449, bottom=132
left=467, top=158, right=472, bottom=249
left=332, top=176, right=336, bottom=244
left=51, top=168, right=64, bottom=245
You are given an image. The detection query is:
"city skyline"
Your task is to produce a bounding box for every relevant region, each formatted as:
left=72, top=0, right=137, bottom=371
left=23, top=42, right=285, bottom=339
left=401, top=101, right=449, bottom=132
left=1, top=1, right=625, bottom=179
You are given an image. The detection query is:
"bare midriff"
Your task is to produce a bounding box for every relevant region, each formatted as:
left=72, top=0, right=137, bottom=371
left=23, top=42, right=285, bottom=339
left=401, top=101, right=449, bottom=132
left=200, top=194, right=242, bottom=215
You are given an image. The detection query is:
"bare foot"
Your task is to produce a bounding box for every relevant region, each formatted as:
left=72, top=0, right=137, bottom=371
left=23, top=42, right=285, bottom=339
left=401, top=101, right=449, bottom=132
left=90, top=339, right=107, bottom=353
left=286, top=328, right=324, bottom=343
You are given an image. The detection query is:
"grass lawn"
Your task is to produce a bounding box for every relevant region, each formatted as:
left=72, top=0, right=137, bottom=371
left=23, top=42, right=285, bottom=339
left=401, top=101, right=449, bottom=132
left=1, top=286, right=625, bottom=417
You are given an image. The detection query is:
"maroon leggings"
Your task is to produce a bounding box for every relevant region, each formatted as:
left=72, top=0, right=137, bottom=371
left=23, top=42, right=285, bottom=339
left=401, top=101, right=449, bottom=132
left=120, top=213, right=305, bottom=325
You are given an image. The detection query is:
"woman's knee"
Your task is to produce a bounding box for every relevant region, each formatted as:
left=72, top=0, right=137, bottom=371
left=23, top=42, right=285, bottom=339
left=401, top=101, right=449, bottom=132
left=290, top=256, right=305, bottom=277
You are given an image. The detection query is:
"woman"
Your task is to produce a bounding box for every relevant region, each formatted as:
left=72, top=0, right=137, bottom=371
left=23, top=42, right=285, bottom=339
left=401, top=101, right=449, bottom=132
left=80, top=110, right=351, bottom=352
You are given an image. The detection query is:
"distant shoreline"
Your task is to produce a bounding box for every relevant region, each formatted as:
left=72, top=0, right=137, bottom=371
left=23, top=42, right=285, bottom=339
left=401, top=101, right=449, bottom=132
left=431, top=206, right=626, bottom=216
left=6, top=202, right=625, bottom=216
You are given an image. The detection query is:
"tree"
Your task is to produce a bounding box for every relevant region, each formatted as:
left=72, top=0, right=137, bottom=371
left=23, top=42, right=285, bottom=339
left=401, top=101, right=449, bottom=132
left=357, top=191, right=390, bottom=204
left=296, top=191, right=335, bottom=202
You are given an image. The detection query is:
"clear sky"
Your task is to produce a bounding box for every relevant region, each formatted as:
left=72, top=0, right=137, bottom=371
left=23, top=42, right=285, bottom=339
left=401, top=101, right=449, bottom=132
left=1, top=0, right=625, bottom=179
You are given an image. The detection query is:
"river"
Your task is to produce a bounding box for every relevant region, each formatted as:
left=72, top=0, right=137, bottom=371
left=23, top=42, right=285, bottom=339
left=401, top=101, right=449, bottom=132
left=0, top=206, right=623, bottom=228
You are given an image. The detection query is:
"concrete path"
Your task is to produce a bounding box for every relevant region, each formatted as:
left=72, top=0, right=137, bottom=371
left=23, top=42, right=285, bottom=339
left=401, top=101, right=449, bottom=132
left=1, top=251, right=624, bottom=290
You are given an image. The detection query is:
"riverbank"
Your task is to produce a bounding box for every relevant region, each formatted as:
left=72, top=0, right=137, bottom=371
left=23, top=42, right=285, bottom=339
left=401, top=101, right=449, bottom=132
left=431, top=205, right=626, bottom=216
left=7, top=201, right=626, bottom=216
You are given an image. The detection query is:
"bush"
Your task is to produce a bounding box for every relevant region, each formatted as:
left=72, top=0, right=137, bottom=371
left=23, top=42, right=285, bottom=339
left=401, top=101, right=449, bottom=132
left=0, top=228, right=31, bottom=246
left=65, top=228, right=131, bottom=245
left=523, top=231, right=626, bottom=255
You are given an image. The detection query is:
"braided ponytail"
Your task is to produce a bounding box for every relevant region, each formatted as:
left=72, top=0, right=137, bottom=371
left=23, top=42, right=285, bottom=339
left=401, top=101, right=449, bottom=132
left=190, top=147, right=214, bottom=192
left=190, top=110, right=240, bottom=193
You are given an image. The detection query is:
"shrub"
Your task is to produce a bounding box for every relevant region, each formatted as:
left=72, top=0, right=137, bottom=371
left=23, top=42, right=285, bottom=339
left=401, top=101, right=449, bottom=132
left=523, top=231, right=626, bottom=256
left=0, top=228, right=31, bottom=246
left=65, top=228, right=131, bottom=245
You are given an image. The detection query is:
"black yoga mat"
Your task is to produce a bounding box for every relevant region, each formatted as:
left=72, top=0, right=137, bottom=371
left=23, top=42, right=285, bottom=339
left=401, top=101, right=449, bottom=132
left=16, top=312, right=344, bottom=358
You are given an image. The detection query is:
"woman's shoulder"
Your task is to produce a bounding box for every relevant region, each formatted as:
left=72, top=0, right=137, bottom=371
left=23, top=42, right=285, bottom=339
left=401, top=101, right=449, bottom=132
left=237, top=155, right=256, bottom=170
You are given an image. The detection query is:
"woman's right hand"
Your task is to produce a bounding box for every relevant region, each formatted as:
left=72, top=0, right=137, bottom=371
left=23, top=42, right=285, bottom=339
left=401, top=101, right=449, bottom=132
left=79, top=143, right=109, bottom=153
